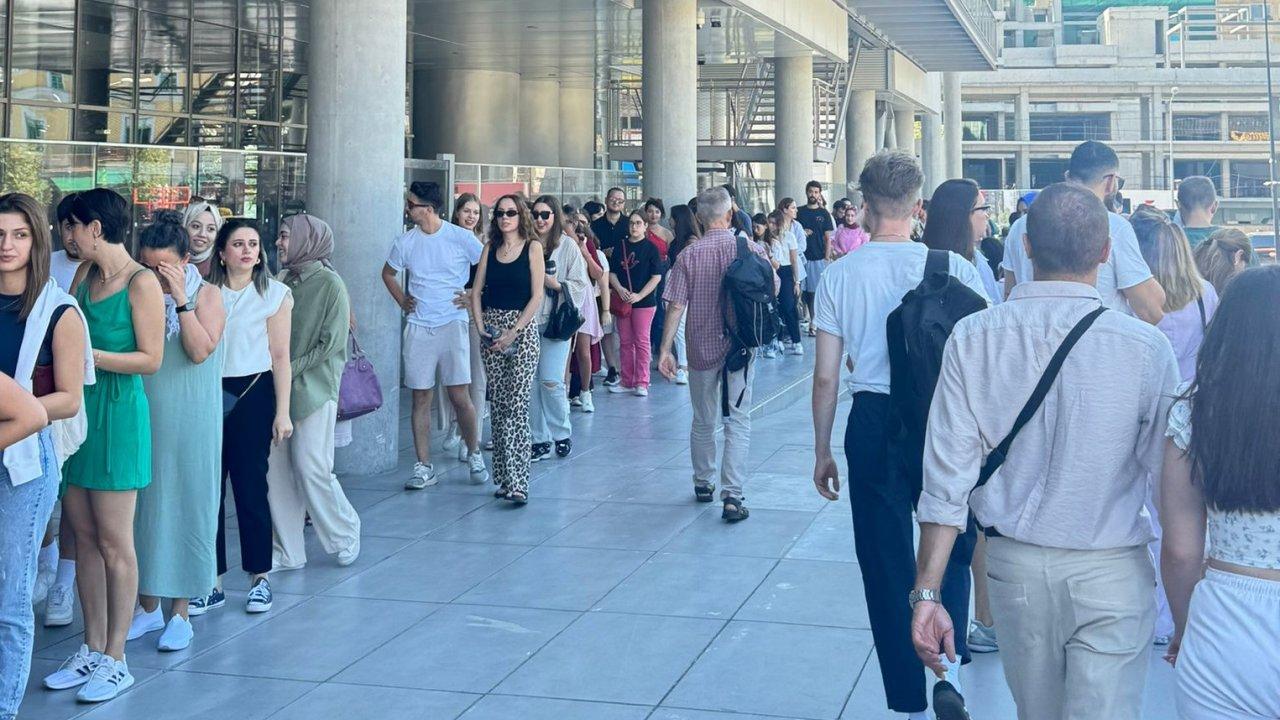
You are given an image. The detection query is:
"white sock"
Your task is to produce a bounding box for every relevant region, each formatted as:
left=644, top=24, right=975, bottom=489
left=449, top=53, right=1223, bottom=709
left=38, top=541, right=59, bottom=569
left=939, top=654, right=963, bottom=696
left=54, top=559, right=76, bottom=588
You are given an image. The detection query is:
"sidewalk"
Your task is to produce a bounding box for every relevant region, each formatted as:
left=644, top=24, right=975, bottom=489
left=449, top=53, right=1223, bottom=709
left=21, top=341, right=1175, bottom=720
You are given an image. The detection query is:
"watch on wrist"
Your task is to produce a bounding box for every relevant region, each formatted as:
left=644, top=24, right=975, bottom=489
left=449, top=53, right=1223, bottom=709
left=176, top=300, right=195, bottom=314
left=908, top=588, right=941, bottom=609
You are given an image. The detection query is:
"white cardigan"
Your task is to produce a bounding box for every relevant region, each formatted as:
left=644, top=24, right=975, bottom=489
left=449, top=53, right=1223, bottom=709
left=537, top=235, right=591, bottom=327
left=4, top=279, right=95, bottom=486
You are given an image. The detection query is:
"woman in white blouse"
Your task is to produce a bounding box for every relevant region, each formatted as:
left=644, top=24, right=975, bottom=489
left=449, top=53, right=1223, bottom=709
left=191, top=218, right=292, bottom=617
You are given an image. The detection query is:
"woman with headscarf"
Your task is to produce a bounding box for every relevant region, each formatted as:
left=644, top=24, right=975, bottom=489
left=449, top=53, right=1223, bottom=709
left=182, top=200, right=223, bottom=278
left=267, top=213, right=361, bottom=569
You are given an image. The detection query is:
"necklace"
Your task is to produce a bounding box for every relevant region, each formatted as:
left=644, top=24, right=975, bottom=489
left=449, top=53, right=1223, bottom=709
left=97, top=261, right=131, bottom=285
left=870, top=234, right=910, bottom=242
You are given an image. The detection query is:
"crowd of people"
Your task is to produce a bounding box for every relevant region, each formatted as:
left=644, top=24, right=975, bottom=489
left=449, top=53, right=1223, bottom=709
left=1, top=138, right=1275, bottom=720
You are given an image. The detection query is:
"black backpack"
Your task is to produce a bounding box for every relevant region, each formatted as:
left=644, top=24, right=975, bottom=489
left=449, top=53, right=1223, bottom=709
left=886, top=249, right=988, bottom=471
left=720, top=235, right=781, bottom=415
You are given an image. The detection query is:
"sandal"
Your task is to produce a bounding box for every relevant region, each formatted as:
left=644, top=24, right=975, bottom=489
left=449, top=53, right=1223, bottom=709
left=694, top=483, right=717, bottom=503
left=494, top=486, right=510, bottom=499
left=721, top=497, right=750, bottom=523
left=506, top=489, right=528, bottom=505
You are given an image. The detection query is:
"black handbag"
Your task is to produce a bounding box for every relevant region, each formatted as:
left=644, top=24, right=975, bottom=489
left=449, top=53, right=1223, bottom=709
left=542, top=288, right=584, bottom=341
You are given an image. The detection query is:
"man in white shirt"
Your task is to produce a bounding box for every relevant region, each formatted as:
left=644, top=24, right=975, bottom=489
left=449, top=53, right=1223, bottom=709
left=50, top=194, right=84, bottom=292
left=912, top=183, right=1179, bottom=720
left=1002, top=141, right=1165, bottom=324
left=810, top=151, right=988, bottom=720
left=381, top=181, right=486, bottom=489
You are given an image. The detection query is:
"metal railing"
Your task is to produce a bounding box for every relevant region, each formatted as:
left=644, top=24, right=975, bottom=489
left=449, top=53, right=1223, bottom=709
left=1166, top=5, right=1279, bottom=67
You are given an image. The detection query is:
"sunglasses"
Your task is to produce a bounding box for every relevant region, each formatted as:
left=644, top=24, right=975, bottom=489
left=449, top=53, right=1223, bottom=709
left=493, top=209, right=520, bottom=218
left=532, top=210, right=553, bottom=221
left=406, top=200, right=432, bottom=210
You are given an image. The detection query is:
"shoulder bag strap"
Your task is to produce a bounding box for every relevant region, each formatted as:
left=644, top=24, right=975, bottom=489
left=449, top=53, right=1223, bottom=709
left=976, top=306, right=1106, bottom=488
left=924, top=248, right=948, bottom=279
left=1196, top=296, right=1206, bottom=330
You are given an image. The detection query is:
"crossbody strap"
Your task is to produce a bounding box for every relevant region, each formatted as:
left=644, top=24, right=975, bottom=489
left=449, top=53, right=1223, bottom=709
left=1196, top=296, right=1206, bottom=330
left=976, top=306, right=1106, bottom=488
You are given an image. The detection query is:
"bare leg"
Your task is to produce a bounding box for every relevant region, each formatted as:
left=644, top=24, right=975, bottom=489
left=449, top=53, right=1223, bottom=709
left=603, top=331, right=621, bottom=373
left=445, top=384, right=479, bottom=453
left=411, top=388, right=434, bottom=464
left=170, top=597, right=190, bottom=620
left=139, top=595, right=160, bottom=613
left=574, top=333, right=593, bottom=390
left=972, top=532, right=993, bottom=626
left=87, top=489, right=138, bottom=661
left=59, top=510, right=76, bottom=559
left=63, top=486, right=107, bottom=652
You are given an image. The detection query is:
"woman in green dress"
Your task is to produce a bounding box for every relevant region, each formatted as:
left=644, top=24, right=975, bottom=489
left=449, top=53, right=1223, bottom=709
left=55, top=189, right=165, bottom=704
left=128, top=212, right=226, bottom=652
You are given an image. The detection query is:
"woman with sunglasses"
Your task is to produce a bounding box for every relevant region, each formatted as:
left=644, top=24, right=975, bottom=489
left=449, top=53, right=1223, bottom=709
left=608, top=210, right=663, bottom=396
left=471, top=196, right=544, bottom=504
left=921, top=179, right=1002, bottom=305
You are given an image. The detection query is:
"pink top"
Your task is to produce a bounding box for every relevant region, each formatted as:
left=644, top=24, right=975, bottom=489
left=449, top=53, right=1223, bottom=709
left=831, top=225, right=869, bottom=256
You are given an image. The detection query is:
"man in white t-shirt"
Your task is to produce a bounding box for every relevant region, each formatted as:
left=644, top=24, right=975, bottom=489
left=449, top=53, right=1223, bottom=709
left=810, top=151, right=988, bottom=720
left=381, top=181, right=486, bottom=488
left=50, top=194, right=84, bottom=292
left=1001, top=141, right=1165, bottom=324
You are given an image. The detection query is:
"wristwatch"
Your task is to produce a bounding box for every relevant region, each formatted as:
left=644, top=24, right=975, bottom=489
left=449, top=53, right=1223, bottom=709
left=908, top=588, right=941, bottom=609
left=176, top=301, right=195, bottom=314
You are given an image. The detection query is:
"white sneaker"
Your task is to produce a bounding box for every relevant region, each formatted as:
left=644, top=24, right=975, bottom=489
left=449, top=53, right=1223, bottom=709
left=788, top=343, right=804, bottom=356
left=570, top=396, right=582, bottom=408
left=405, top=462, right=438, bottom=490
left=674, top=368, right=689, bottom=385
left=245, top=578, right=273, bottom=613
left=634, top=386, right=648, bottom=397
left=126, top=605, right=165, bottom=641
left=762, top=346, right=777, bottom=359
left=157, top=615, right=193, bottom=652
left=76, top=656, right=134, bottom=703
left=44, top=644, right=102, bottom=690
left=468, top=452, right=489, bottom=484
left=441, top=431, right=460, bottom=452
left=607, top=385, right=628, bottom=394
left=336, top=537, right=361, bottom=567
left=581, top=391, right=595, bottom=413
left=457, top=442, right=469, bottom=463
left=32, top=557, right=56, bottom=606
left=44, top=582, right=75, bottom=627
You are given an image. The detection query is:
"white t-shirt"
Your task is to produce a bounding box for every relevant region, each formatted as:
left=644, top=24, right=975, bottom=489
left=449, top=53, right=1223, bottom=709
left=814, top=241, right=989, bottom=395
left=50, top=250, right=83, bottom=292
left=770, top=225, right=801, bottom=267
left=221, top=278, right=290, bottom=377
left=386, top=221, right=484, bottom=328
left=1001, top=211, right=1151, bottom=316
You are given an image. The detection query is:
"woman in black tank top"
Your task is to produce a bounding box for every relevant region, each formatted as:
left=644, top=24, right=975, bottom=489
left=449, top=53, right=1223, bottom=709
left=470, top=194, right=545, bottom=505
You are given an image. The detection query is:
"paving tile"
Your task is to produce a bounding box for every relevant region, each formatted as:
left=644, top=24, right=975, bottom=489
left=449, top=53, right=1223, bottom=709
left=180, top=596, right=438, bottom=682
left=428, top=498, right=599, bottom=545
left=458, top=695, right=651, bottom=720
left=270, top=683, right=478, bottom=720
left=651, top=709, right=808, bottom=720
left=664, top=621, right=873, bottom=719
left=355, top=491, right=493, bottom=540
left=457, top=546, right=650, bottom=611
left=223, top=535, right=414, bottom=595
left=76, top=671, right=311, bottom=720
left=735, top=559, right=870, bottom=630
left=323, top=540, right=532, bottom=603
left=545, top=503, right=707, bottom=551
left=605, top=468, right=706, bottom=505
left=18, top=658, right=160, bottom=720
left=661, top=509, right=818, bottom=559
left=593, top=553, right=776, bottom=619
left=730, top=472, right=830, bottom=512
left=785, top=503, right=856, bottom=563
left=335, top=604, right=578, bottom=693
left=495, top=612, right=724, bottom=705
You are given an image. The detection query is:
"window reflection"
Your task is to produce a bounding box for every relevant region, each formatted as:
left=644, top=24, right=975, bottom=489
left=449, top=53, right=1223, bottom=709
left=241, top=0, right=281, bottom=35
left=12, top=2, right=77, bottom=104
left=192, top=20, right=236, bottom=117
left=11, top=104, right=72, bottom=141
left=192, top=118, right=236, bottom=148
left=78, top=1, right=136, bottom=109
left=74, top=109, right=134, bottom=143
left=282, top=1, right=308, bottom=42
left=136, top=114, right=189, bottom=145
left=238, top=31, right=280, bottom=122
left=139, top=11, right=189, bottom=113
left=281, top=39, right=307, bottom=125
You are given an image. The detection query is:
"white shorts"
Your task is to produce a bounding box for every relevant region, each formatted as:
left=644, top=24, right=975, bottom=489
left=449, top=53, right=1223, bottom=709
left=803, top=259, right=827, bottom=293
left=403, top=321, right=470, bottom=390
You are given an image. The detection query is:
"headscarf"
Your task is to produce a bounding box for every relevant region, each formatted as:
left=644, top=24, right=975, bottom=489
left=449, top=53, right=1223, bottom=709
left=182, top=200, right=224, bottom=265
left=163, top=264, right=205, bottom=339
left=280, top=213, right=335, bottom=280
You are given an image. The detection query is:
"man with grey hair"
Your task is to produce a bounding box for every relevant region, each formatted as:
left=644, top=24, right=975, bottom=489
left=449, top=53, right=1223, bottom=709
left=811, top=150, right=988, bottom=719
left=1175, top=175, right=1221, bottom=248
left=912, top=182, right=1179, bottom=719
left=658, top=186, right=776, bottom=522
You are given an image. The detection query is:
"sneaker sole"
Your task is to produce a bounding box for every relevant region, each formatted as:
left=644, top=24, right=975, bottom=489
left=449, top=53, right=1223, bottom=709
left=245, top=603, right=273, bottom=614
left=469, top=472, right=489, bottom=485
left=76, top=673, right=134, bottom=703
left=44, top=672, right=95, bottom=691
left=126, top=622, right=165, bottom=641
left=404, top=478, right=439, bottom=490
left=44, top=614, right=74, bottom=628
left=186, top=599, right=224, bottom=617
left=967, top=643, right=998, bottom=653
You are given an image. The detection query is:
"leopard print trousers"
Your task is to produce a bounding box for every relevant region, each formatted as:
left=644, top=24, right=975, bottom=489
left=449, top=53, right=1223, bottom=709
left=480, top=308, right=541, bottom=495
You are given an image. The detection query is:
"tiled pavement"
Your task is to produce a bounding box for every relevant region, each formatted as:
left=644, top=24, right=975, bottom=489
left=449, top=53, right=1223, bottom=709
left=21, top=341, right=1177, bottom=720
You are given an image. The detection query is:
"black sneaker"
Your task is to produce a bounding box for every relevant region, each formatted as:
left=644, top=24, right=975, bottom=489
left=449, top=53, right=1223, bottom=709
left=554, top=438, right=572, bottom=458
left=530, top=442, right=552, bottom=463
left=602, top=368, right=620, bottom=387
left=932, top=680, right=971, bottom=720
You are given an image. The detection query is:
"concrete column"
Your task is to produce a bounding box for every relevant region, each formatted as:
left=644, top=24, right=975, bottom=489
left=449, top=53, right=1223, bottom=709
left=310, top=0, right=405, bottom=473
left=1016, top=88, right=1032, bottom=188
left=413, top=68, right=520, bottom=164
left=641, top=0, right=698, bottom=208
left=1220, top=159, right=1232, bottom=198
left=711, top=90, right=728, bottom=143
left=520, top=79, right=561, bottom=167
left=559, top=85, right=595, bottom=168
left=832, top=135, right=848, bottom=195
left=846, top=89, right=876, bottom=188
left=876, top=104, right=887, bottom=150
left=922, top=112, right=945, bottom=194
left=774, top=54, right=815, bottom=204
left=895, top=107, right=916, bottom=156
left=943, top=72, right=963, bottom=178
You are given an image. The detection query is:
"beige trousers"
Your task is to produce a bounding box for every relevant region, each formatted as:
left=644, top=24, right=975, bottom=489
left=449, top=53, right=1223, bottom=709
left=266, top=400, right=361, bottom=568
left=986, top=536, right=1155, bottom=720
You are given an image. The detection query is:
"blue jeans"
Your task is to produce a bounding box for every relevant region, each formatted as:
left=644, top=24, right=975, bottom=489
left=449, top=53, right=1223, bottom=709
left=530, top=336, right=574, bottom=444
left=0, top=431, right=58, bottom=719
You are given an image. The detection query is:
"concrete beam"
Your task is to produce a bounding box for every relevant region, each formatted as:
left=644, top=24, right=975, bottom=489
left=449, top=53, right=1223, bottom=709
left=722, top=0, right=848, bottom=61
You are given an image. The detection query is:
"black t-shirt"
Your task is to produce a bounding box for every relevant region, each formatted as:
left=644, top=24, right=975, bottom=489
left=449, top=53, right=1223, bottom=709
left=0, top=294, right=67, bottom=378
left=591, top=214, right=629, bottom=256
left=796, top=205, right=835, bottom=261
left=612, top=238, right=662, bottom=308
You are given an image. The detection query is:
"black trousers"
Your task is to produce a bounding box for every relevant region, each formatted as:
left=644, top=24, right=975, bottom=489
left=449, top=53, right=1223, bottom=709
left=776, top=265, right=801, bottom=344
left=844, top=392, right=976, bottom=714
left=216, top=372, right=276, bottom=577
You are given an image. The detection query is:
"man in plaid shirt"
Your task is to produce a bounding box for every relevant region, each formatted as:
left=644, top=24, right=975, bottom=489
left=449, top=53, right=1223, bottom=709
left=658, top=186, right=777, bottom=522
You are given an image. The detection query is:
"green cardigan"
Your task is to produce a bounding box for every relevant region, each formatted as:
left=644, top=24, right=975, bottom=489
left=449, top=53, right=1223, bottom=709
left=279, top=262, right=350, bottom=422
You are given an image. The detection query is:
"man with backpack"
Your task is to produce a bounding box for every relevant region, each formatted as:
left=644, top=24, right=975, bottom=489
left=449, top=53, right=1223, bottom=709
left=911, top=183, right=1179, bottom=720
left=659, top=186, right=777, bottom=522
left=810, top=151, right=987, bottom=720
